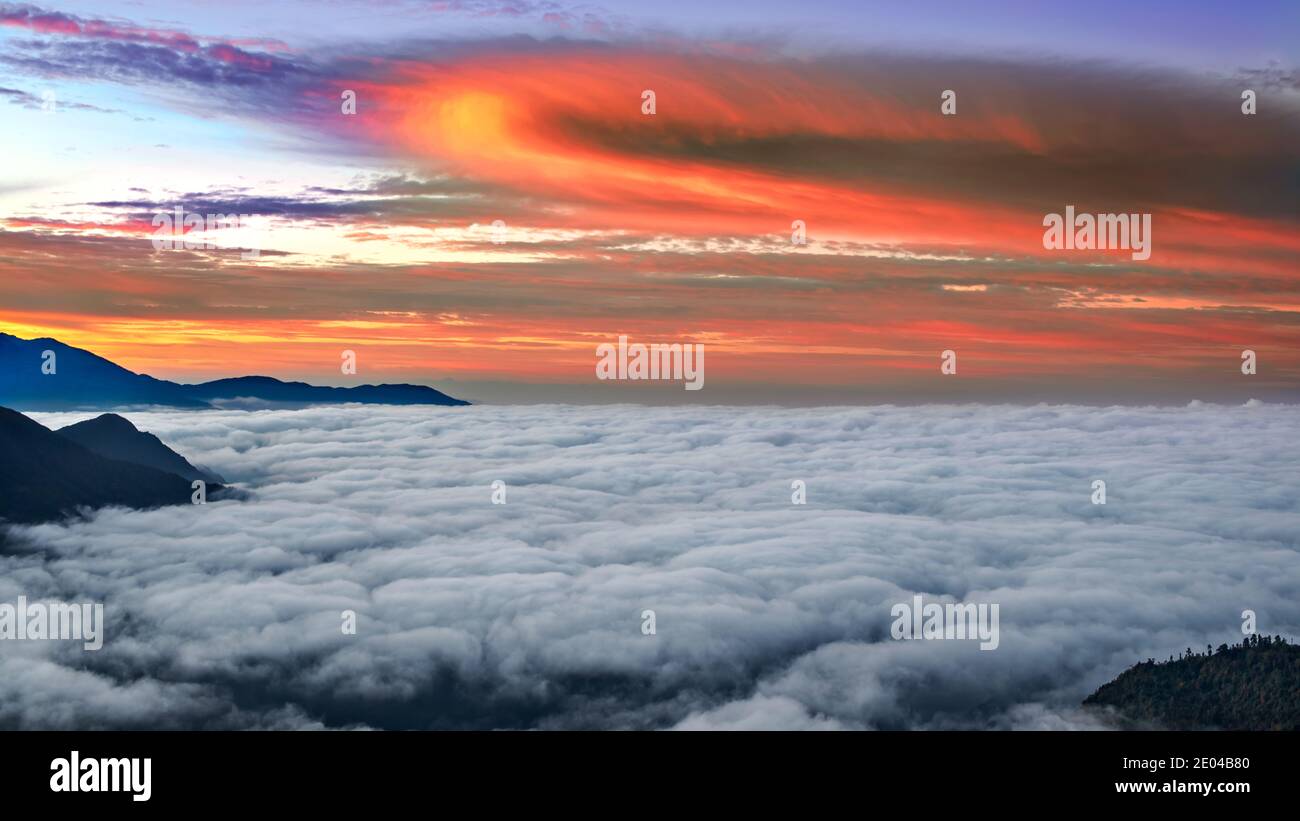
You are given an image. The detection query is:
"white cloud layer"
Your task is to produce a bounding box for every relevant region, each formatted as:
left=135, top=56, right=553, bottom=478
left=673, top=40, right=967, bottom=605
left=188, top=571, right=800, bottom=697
left=3, top=402, right=1297, bottom=729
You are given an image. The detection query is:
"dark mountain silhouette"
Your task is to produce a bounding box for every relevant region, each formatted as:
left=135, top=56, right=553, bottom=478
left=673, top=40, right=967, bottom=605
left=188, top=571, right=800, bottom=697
left=1084, top=634, right=1299, bottom=730
left=56, top=413, right=224, bottom=484
left=0, top=333, right=208, bottom=409
left=184, top=376, right=470, bottom=407
left=0, top=333, right=468, bottom=410
left=0, top=406, right=221, bottom=524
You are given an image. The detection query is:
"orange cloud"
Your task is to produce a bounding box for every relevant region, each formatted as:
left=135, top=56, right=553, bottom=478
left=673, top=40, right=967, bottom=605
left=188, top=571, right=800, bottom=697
left=366, top=51, right=1052, bottom=246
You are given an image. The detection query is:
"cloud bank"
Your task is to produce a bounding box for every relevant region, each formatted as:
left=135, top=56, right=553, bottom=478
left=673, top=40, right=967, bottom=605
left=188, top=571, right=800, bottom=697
left=2, top=402, right=1297, bottom=729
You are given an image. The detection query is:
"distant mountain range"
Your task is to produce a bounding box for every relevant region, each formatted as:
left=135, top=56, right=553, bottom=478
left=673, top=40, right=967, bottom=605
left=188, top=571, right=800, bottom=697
left=0, top=407, right=230, bottom=524
left=0, top=333, right=469, bottom=410
left=1084, top=634, right=1299, bottom=730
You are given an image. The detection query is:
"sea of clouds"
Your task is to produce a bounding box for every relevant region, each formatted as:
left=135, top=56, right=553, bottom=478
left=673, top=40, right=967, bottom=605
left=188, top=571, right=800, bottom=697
left=2, top=402, right=1297, bottom=729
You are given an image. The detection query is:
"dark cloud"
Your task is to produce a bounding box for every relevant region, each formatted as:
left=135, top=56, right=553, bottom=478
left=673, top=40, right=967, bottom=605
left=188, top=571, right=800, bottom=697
left=83, top=174, right=519, bottom=226
left=0, top=37, right=310, bottom=90
left=552, top=53, right=1300, bottom=219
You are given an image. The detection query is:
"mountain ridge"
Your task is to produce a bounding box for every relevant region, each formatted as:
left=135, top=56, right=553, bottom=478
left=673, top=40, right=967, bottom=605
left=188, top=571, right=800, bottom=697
left=1084, top=634, right=1299, bottom=730
left=57, top=413, right=225, bottom=484
left=0, top=406, right=224, bottom=524
left=0, top=333, right=469, bottom=410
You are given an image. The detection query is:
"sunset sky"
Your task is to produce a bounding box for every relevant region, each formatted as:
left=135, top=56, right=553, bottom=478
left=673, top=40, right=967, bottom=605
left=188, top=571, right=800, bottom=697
left=2, top=0, right=1297, bottom=403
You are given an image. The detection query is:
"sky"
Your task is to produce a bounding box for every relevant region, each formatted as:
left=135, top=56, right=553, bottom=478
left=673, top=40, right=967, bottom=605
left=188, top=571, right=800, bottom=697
left=1, top=0, right=1298, bottom=403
